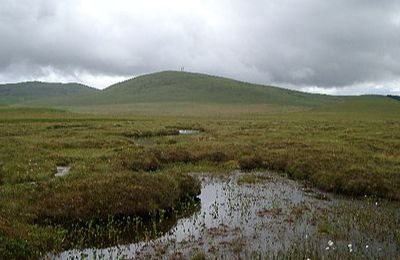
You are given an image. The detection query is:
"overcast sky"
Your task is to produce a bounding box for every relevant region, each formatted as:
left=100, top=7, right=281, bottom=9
left=1, top=0, right=400, bottom=95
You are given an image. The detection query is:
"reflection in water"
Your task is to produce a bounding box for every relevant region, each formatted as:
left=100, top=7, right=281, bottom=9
left=52, top=172, right=399, bottom=259
left=58, top=201, right=200, bottom=250
left=178, top=129, right=200, bottom=135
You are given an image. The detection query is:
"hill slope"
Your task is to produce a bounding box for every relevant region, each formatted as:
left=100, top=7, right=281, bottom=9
left=0, top=81, right=99, bottom=105
left=19, top=71, right=343, bottom=109
left=3, top=71, right=398, bottom=117
left=310, top=95, right=400, bottom=119
left=101, top=71, right=341, bottom=107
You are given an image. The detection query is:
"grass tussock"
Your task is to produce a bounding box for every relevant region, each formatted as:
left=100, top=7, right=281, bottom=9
left=121, top=152, right=161, bottom=172
left=238, top=156, right=265, bottom=171
left=33, top=173, right=200, bottom=223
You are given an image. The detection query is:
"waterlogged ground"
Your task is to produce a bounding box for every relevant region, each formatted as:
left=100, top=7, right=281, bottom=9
left=52, top=172, right=399, bottom=259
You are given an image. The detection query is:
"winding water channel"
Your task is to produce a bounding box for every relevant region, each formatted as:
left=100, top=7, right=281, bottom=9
left=51, top=172, right=399, bottom=259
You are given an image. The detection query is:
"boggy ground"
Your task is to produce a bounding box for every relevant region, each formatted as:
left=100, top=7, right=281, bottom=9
left=0, top=105, right=399, bottom=258
left=54, top=172, right=400, bottom=259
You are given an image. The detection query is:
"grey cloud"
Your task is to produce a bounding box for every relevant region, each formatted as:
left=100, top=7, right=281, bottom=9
left=0, top=0, right=399, bottom=92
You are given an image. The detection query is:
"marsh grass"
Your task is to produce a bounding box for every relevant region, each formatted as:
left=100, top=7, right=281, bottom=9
left=190, top=250, right=207, bottom=260
left=73, top=172, right=398, bottom=259
left=238, top=156, right=266, bottom=171
left=52, top=198, right=201, bottom=250
left=0, top=103, right=399, bottom=258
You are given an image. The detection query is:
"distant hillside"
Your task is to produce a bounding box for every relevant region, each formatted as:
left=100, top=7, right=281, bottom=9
left=0, top=81, right=99, bottom=105
left=31, top=71, right=342, bottom=109
left=100, top=71, right=341, bottom=107
left=5, top=71, right=398, bottom=117
left=313, top=95, right=400, bottom=118
left=387, top=95, right=400, bottom=101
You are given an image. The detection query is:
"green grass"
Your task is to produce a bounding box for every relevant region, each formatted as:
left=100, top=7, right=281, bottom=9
left=0, top=93, right=399, bottom=258
left=61, top=102, right=307, bottom=117
left=311, top=95, right=400, bottom=118
left=6, top=71, right=344, bottom=110
left=0, top=81, right=98, bottom=105
left=99, top=71, right=341, bottom=106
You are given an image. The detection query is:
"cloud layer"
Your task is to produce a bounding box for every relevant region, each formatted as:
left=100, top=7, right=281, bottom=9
left=0, top=0, right=399, bottom=94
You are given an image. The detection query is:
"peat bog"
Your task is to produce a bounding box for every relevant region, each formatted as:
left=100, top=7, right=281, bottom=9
left=54, top=172, right=399, bottom=259
left=0, top=103, right=399, bottom=259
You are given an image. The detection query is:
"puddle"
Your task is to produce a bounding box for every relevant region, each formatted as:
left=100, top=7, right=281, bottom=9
left=50, top=172, right=399, bottom=259
left=55, top=166, right=71, bottom=177
left=178, top=129, right=200, bottom=135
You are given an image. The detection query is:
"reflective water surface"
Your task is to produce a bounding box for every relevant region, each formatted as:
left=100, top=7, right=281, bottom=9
left=51, top=172, right=399, bottom=259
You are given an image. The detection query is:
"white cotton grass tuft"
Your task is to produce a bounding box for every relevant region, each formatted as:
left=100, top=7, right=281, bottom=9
left=348, top=243, right=353, bottom=253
